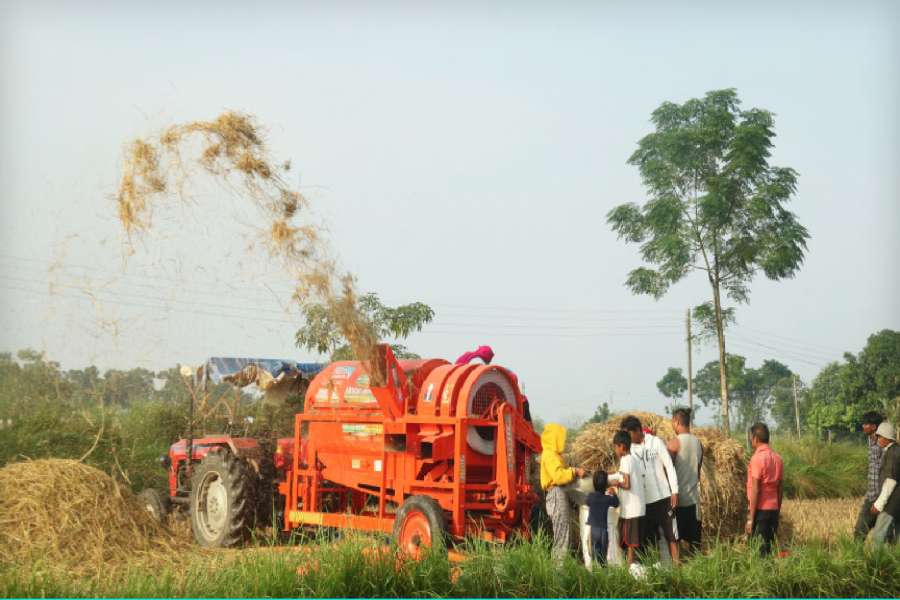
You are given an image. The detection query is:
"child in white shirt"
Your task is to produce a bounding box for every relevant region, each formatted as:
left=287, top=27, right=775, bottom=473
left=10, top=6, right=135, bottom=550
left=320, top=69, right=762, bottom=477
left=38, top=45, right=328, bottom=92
left=610, top=429, right=646, bottom=565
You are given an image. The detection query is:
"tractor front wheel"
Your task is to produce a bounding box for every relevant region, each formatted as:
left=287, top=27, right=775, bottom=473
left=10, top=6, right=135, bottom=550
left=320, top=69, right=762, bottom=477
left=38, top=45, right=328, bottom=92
left=392, top=495, right=447, bottom=560
left=138, top=488, right=170, bottom=525
left=189, top=451, right=256, bottom=547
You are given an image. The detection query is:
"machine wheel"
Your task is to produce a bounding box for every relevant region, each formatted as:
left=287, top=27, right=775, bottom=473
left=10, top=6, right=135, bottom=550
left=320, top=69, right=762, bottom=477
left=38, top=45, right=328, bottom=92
left=189, top=451, right=257, bottom=547
left=392, top=495, right=447, bottom=559
left=137, top=488, right=170, bottom=525
left=255, top=451, right=278, bottom=527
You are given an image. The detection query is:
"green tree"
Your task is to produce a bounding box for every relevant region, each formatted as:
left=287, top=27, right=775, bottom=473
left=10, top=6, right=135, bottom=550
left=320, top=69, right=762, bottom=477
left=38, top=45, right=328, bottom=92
left=656, top=367, right=688, bottom=412
left=588, top=401, right=611, bottom=424
left=693, top=355, right=794, bottom=431
left=805, top=330, right=900, bottom=435
left=853, top=329, right=900, bottom=408
left=295, top=292, right=434, bottom=361
left=694, top=354, right=747, bottom=428
left=738, top=359, right=793, bottom=430
left=769, top=374, right=805, bottom=434
left=806, top=362, right=853, bottom=435
left=101, top=367, right=156, bottom=407
left=607, top=89, right=809, bottom=434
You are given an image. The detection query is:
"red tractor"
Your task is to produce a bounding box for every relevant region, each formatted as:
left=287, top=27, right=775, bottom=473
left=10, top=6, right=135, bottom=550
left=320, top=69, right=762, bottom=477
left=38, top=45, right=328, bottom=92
left=141, top=346, right=541, bottom=554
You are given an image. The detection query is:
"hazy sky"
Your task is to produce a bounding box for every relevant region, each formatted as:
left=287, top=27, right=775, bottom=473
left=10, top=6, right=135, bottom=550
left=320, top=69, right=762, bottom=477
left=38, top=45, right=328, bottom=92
left=1, top=1, right=898, bottom=425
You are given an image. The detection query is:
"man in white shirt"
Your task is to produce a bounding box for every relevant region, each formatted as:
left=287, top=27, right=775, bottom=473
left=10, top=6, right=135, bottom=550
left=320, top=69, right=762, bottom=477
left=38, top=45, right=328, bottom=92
left=621, top=415, right=680, bottom=565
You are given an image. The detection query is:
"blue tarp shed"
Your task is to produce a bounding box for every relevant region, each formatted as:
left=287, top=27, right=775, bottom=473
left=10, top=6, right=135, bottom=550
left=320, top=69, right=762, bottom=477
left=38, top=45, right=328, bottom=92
left=201, top=357, right=325, bottom=385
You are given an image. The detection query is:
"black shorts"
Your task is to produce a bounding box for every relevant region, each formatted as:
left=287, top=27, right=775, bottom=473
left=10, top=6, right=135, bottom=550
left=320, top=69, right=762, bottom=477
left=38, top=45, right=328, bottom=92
left=640, top=498, right=678, bottom=545
left=619, top=517, right=641, bottom=548
left=675, top=504, right=701, bottom=547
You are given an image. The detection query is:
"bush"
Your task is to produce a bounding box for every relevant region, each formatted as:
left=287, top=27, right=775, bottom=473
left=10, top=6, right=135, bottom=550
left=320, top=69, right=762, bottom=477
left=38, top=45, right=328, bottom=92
left=0, top=397, right=184, bottom=493
left=774, top=437, right=867, bottom=499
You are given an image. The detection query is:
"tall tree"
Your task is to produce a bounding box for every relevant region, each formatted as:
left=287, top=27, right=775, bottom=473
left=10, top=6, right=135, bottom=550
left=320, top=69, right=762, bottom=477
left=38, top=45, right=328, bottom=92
left=295, top=292, right=434, bottom=361
left=656, top=367, right=688, bottom=412
left=588, top=401, right=612, bottom=424
left=607, top=89, right=809, bottom=433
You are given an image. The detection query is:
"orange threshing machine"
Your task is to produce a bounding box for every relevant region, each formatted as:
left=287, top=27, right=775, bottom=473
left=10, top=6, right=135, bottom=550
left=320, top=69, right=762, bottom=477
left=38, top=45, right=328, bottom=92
left=283, top=345, right=542, bottom=554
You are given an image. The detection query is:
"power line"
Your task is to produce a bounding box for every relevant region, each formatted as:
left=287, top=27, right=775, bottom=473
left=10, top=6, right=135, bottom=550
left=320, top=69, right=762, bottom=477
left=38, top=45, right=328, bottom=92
left=417, top=329, right=683, bottom=338
left=726, top=337, right=827, bottom=369
left=0, top=255, right=287, bottom=305
left=2, top=284, right=686, bottom=338
left=428, top=302, right=683, bottom=315
left=2, top=284, right=305, bottom=326
left=5, top=273, right=686, bottom=335
left=729, top=331, right=837, bottom=363
left=731, top=324, right=847, bottom=355
left=0, top=274, right=297, bottom=320
left=1, top=255, right=689, bottom=320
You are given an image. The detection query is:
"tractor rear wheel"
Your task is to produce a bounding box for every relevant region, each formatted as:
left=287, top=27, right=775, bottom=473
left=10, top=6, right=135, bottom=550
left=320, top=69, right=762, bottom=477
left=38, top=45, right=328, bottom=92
left=392, top=495, right=447, bottom=560
left=189, top=451, right=256, bottom=547
left=138, top=488, right=170, bottom=525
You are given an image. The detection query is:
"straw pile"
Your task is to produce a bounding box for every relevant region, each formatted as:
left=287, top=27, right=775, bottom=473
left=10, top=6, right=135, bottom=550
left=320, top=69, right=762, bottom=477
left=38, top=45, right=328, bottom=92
left=115, top=112, right=385, bottom=384
left=778, top=497, right=860, bottom=545
left=569, top=411, right=748, bottom=540
left=0, top=459, right=186, bottom=573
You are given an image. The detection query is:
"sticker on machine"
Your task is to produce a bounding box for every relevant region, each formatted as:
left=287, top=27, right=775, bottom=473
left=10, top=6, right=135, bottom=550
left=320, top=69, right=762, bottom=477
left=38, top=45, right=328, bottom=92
left=424, top=383, right=435, bottom=403
left=343, top=386, right=377, bottom=404
left=341, top=423, right=383, bottom=437
left=374, top=460, right=382, bottom=472
left=332, top=366, right=356, bottom=380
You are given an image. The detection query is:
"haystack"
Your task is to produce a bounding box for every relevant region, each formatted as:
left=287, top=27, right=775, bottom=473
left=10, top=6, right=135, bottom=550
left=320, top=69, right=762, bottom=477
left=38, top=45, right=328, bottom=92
left=0, top=459, right=186, bottom=573
left=569, top=411, right=748, bottom=540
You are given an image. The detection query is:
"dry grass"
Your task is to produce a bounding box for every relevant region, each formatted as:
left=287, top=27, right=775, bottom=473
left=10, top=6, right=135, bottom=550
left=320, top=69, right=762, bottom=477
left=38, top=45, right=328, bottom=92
left=115, top=111, right=384, bottom=384
left=570, top=411, right=748, bottom=539
left=0, top=458, right=189, bottom=576
left=779, top=497, right=860, bottom=545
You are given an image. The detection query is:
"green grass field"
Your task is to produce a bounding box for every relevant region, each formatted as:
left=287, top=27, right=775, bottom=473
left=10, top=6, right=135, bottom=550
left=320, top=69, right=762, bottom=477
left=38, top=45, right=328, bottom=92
left=774, top=437, right=868, bottom=499
left=3, top=533, right=898, bottom=598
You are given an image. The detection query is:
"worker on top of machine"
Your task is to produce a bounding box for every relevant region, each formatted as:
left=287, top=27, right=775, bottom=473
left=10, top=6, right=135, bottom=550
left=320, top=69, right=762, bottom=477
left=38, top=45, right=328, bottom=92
left=455, top=345, right=494, bottom=365
left=540, top=423, right=585, bottom=563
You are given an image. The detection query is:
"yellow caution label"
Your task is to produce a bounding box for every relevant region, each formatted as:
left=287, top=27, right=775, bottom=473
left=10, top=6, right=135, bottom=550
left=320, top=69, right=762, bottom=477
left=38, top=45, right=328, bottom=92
left=289, top=511, right=324, bottom=525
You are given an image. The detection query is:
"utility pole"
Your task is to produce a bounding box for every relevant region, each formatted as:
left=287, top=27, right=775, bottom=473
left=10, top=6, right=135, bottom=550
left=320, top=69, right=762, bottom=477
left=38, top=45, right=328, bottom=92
left=792, top=374, right=801, bottom=438
left=686, top=308, right=694, bottom=423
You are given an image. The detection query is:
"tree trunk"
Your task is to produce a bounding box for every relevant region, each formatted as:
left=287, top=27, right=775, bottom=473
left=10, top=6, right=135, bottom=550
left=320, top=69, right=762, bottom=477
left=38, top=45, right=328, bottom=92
left=712, top=283, right=730, bottom=435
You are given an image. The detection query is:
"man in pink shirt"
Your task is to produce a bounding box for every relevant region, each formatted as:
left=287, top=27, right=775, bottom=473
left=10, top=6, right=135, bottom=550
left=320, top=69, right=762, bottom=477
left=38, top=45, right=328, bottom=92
left=745, top=422, right=784, bottom=556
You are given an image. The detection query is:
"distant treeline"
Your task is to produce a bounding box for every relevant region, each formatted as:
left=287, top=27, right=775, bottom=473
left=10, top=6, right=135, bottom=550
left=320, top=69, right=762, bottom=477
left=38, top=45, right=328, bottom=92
left=0, top=350, right=301, bottom=491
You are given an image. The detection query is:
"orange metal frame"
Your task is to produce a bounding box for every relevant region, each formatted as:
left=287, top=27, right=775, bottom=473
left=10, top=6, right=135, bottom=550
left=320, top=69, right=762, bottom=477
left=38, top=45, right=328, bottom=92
left=283, top=345, right=541, bottom=542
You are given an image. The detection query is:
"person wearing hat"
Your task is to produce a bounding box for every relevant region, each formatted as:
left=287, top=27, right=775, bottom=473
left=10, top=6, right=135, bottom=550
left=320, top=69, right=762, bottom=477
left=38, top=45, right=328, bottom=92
left=869, top=421, right=900, bottom=546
